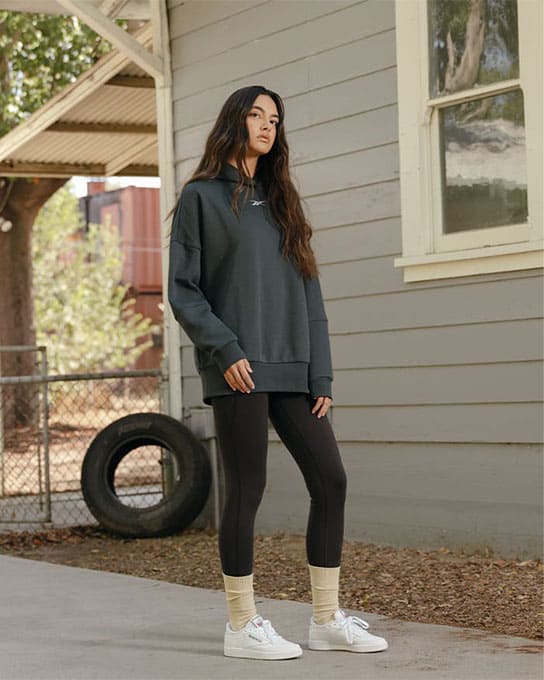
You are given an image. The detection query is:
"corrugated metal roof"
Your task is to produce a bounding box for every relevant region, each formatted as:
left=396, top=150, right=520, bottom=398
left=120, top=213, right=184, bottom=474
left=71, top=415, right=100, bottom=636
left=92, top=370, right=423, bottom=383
left=68, top=83, right=156, bottom=124
left=12, top=128, right=157, bottom=165
left=114, top=61, right=153, bottom=77
left=0, top=10, right=159, bottom=178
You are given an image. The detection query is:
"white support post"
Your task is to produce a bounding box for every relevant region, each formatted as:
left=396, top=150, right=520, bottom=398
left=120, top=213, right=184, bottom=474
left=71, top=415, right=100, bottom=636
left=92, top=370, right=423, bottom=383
left=151, top=0, right=183, bottom=421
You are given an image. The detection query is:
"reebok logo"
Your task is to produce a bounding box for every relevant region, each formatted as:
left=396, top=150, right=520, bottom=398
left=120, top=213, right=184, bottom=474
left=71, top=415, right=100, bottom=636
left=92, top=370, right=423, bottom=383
left=250, top=200, right=266, bottom=206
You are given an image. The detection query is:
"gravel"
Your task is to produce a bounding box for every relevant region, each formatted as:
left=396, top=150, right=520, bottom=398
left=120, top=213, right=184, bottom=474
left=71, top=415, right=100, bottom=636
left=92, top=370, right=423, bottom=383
left=0, top=526, right=542, bottom=641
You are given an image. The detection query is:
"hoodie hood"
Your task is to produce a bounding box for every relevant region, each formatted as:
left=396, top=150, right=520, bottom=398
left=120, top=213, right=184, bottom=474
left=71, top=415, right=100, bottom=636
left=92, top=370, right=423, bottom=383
left=216, top=161, right=261, bottom=187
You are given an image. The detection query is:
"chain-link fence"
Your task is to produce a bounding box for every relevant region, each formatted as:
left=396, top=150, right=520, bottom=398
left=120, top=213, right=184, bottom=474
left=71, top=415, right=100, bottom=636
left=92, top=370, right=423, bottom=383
left=0, top=345, right=164, bottom=530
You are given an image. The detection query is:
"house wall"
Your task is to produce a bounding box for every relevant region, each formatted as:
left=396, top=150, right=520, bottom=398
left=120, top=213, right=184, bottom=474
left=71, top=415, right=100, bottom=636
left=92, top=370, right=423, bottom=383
left=167, top=0, right=543, bottom=559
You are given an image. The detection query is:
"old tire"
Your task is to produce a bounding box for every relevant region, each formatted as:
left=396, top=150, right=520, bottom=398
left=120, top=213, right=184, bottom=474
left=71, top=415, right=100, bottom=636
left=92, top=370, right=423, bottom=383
left=81, top=412, right=211, bottom=538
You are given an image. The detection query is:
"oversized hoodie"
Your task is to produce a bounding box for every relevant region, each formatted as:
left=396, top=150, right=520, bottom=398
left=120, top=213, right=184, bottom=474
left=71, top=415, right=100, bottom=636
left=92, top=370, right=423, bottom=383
left=167, top=161, right=333, bottom=406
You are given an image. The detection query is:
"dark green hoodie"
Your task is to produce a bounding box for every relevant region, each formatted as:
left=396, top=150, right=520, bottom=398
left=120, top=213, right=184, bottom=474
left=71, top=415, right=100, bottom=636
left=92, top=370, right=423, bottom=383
left=168, top=161, right=333, bottom=406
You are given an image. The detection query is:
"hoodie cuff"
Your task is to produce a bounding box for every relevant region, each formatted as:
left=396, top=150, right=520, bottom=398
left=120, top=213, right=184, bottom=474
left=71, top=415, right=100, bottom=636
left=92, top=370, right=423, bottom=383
left=215, top=339, right=247, bottom=375
left=309, top=377, right=332, bottom=400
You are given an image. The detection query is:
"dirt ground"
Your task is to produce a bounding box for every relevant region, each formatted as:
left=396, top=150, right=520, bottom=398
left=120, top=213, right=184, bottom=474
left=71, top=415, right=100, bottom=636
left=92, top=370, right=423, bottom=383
left=0, top=525, right=542, bottom=642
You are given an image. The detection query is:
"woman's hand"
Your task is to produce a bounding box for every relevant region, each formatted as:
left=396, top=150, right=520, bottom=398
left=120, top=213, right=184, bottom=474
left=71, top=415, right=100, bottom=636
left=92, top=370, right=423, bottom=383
left=224, top=358, right=255, bottom=393
left=311, top=396, right=332, bottom=418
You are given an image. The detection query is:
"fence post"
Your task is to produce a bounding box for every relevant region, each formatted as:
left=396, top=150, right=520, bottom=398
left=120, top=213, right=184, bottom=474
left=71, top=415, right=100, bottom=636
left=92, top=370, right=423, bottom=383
left=40, top=347, right=52, bottom=522
left=159, top=355, right=175, bottom=495
left=0, top=352, right=4, bottom=498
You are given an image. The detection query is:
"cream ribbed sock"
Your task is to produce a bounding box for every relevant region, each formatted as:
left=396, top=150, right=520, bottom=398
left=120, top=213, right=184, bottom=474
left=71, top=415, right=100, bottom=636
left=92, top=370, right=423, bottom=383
left=308, top=564, right=341, bottom=624
left=222, top=572, right=258, bottom=631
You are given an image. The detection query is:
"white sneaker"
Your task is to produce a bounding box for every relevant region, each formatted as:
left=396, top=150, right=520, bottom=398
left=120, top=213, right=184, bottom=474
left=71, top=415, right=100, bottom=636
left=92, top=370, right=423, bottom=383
left=309, top=609, right=388, bottom=653
left=224, top=613, right=303, bottom=660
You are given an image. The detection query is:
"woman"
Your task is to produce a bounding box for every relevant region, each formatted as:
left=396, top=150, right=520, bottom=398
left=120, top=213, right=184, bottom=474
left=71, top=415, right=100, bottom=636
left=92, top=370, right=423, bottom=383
left=168, top=85, right=388, bottom=660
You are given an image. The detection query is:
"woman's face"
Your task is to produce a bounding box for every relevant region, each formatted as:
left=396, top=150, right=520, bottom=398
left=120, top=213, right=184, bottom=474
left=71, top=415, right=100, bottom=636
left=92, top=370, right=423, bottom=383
left=245, top=94, right=279, bottom=157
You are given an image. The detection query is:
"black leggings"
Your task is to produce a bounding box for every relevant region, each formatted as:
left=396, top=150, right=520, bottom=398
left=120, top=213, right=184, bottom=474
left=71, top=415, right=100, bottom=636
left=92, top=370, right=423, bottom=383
left=210, top=391, right=347, bottom=577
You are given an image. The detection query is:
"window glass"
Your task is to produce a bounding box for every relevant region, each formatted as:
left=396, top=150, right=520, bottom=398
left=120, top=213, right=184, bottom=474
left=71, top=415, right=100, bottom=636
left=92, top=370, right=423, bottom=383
left=439, top=89, right=528, bottom=233
left=428, top=0, right=519, bottom=97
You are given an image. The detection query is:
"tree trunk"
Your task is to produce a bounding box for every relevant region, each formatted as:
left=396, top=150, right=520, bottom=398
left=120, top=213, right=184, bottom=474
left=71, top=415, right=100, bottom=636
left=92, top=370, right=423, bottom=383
left=0, top=176, right=68, bottom=427
left=444, top=0, right=486, bottom=94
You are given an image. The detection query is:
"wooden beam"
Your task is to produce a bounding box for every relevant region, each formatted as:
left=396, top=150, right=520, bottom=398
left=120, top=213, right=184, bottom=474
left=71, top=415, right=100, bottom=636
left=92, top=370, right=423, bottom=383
left=0, top=23, right=153, bottom=162
left=106, top=75, right=155, bottom=88
left=0, top=161, right=158, bottom=178
left=0, top=162, right=105, bottom=177
left=105, top=136, right=157, bottom=175
left=112, top=163, right=157, bottom=176
left=57, top=0, right=163, bottom=81
left=48, top=122, right=157, bottom=134
left=100, top=0, right=130, bottom=18
left=116, top=163, right=158, bottom=177
left=0, top=1, right=151, bottom=20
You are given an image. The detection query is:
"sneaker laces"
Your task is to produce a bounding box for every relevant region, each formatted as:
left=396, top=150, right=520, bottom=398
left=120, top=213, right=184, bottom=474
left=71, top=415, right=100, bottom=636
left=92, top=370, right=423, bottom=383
left=337, top=609, right=369, bottom=644
left=246, top=615, right=281, bottom=644
left=262, top=618, right=281, bottom=641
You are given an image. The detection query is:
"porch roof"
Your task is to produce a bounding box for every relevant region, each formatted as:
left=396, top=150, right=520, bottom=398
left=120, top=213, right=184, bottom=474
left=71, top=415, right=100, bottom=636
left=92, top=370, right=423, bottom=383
left=0, top=1, right=161, bottom=178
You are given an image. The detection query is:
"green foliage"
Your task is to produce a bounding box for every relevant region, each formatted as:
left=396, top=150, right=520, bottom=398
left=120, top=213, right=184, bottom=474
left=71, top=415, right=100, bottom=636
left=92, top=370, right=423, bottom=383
left=32, top=184, right=156, bottom=374
left=0, top=11, right=124, bottom=136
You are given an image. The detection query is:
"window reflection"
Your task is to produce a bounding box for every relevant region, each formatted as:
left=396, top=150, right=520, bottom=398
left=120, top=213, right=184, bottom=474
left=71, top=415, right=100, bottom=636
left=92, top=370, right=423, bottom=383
left=428, top=0, right=519, bottom=98
left=440, top=90, right=528, bottom=233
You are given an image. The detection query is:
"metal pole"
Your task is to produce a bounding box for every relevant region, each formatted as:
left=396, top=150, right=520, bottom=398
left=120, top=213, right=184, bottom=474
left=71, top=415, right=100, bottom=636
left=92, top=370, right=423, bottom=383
left=36, top=350, right=44, bottom=508
left=161, top=450, right=175, bottom=497
left=40, top=348, right=52, bottom=522
left=159, top=356, right=175, bottom=496
left=0, top=350, right=4, bottom=498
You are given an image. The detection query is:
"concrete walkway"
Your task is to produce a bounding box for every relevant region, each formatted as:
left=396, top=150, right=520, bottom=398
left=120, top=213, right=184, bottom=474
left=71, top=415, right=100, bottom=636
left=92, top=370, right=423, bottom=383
left=0, top=554, right=541, bottom=680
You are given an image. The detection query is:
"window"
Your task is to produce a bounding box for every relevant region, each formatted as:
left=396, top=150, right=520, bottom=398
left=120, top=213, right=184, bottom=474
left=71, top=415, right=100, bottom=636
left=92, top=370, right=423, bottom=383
left=394, top=0, right=543, bottom=282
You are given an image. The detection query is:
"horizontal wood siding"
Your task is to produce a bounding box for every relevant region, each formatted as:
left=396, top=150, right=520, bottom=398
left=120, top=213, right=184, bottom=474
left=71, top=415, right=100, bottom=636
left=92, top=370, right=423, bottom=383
left=168, top=0, right=543, bottom=557
left=261, top=441, right=542, bottom=559
left=171, top=2, right=393, bottom=97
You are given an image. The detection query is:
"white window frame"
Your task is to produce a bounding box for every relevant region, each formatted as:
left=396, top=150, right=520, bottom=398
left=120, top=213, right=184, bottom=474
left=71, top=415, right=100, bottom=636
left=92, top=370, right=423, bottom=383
left=393, top=0, right=543, bottom=283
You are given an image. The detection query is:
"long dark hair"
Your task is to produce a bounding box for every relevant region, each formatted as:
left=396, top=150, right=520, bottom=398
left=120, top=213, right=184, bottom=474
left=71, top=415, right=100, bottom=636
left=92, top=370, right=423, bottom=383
left=171, top=85, right=319, bottom=279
